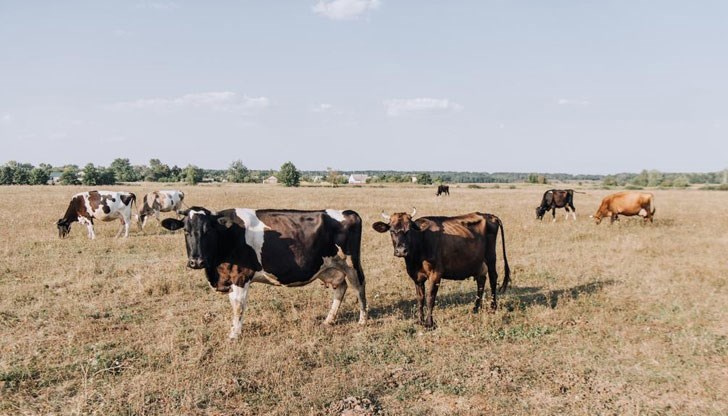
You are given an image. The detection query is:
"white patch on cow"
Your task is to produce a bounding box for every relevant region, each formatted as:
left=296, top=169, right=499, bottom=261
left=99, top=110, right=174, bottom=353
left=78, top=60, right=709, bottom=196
left=189, top=209, right=207, bottom=218
left=325, top=209, right=346, bottom=222
left=638, top=208, right=647, bottom=217
left=235, top=208, right=268, bottom=266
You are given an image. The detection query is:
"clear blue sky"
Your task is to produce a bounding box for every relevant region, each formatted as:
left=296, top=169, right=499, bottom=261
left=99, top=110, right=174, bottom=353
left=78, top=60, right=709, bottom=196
left=1, top=0, right=726, bottom=174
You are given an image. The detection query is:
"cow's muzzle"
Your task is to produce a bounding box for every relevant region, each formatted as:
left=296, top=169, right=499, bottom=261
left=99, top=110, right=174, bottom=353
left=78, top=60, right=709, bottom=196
left=394, top=247, right=408, bottom=257
left=188, top=258, right=206, bottom=269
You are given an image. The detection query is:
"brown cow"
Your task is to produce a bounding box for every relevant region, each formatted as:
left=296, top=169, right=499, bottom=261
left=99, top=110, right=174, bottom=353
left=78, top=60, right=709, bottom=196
left=592, top=191, right=655, bottom=224
left=372, top=208, right=510, bottom=328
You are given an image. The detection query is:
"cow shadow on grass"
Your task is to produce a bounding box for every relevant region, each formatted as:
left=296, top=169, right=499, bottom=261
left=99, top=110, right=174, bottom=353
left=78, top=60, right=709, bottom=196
left=363, top=279, right=615, bottom=321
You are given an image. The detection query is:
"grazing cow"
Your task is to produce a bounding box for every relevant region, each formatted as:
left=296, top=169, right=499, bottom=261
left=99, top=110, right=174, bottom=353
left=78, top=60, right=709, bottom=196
left=372, top=208, right=510, bottom=329
left=436, top=185, right=450, bottom=197
left=592, top=191, right=655, bottom=224
left=536, top=189, right=580, bottom=221
left=138, top=190, right=185, bottom=230
left=56, top=190, right=136, bottom=239
left=161, top=207, right=367, bottom=339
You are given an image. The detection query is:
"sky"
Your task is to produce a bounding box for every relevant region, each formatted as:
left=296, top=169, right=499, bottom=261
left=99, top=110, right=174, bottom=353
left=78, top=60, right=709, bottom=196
left=1, top=0, right=727, bottom=174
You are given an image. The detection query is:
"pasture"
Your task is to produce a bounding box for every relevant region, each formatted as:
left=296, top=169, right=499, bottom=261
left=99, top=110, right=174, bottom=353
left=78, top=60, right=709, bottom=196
left=1, top=184, right=726, bottom=415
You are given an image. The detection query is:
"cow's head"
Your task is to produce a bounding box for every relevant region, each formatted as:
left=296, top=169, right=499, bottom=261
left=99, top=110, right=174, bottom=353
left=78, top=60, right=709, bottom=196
left=590, top=213, right=603, bottom=224
left=56, top=219, right=71, bottom=238
left=372, top=208, right=418, bottom=257
left=161, top=207, right=231, bottom=270
left=535, top=206, right=548, bottom=220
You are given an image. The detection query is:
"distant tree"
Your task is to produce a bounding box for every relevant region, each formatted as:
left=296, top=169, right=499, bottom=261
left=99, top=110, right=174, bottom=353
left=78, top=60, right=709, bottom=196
left=278, top=161, right=300, bottom=187
left=60, top=165, right=80, bottom=185
left=416, top=172, right=433, bottom=185
left=602, top=175, right=618, bottom=187
left=0, top=164, right=15, bottom=185
left=227, top=160, right=250, bottom=183
left=632, top=170, right=649, bottom=187
left=169, top=165, right=182, bottom=182
left=326, top=167, right=346, bottom=185
left=29, top=165, right=51, bottom=185
left=110, top=158, right=138, bottom=182
left=82, top=163, right=100, bottom=185
left=147, top=158, right=171, bottom=182
left=98, top=168, right=116, bottom=185
left=11, top=162, right=32, bottom=185
left=647, top=170, right=664, bottom=187
left=184, top=164, right=203, bottom=185
left=672, top=176, right=689, bottom=188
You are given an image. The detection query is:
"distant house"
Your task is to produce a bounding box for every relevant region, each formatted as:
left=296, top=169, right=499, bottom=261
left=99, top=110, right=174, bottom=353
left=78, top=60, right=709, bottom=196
left=348, top=174, right=368, bottom=184
left=48, top=171, right=62, bottom=185
left=411, top=176, right=418, bottom=183
left=263, top=175, right=278, bottom=184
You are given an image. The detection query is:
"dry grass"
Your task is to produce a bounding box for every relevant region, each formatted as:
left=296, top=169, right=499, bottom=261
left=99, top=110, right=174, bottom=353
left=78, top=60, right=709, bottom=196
left=1, top=184, right=727, bottom=415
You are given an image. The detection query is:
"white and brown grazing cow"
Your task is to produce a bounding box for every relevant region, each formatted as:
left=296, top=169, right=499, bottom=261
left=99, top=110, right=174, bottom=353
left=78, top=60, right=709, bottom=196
left=592, top=191, right=655, bottom=224
left=138, top=190, right=185, bottom=230
left=57, top=190, right=136, bottom=239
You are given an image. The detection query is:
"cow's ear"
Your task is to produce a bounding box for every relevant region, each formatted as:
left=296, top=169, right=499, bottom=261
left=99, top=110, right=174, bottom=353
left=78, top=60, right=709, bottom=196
left=161, top=218, right=184, bottom=231
left=217, top=217, right=235, bottom=229
left=372, top=222, right=390, bottom=233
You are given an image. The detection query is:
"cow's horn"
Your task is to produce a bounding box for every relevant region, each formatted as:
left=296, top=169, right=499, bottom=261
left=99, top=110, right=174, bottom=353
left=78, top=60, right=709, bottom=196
left=410, top=207, right=417, bottom=217
left=381, top=211, right=390, bottom=220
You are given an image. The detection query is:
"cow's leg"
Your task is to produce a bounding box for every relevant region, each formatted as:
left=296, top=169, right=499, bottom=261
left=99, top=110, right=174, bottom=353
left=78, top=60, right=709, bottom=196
left=564, top=207, right=570, bottom=221
left=344, top=262, right=368, bottom=324
left=486, top=247, right=499, bottom=311
left=79, top=217, right=95, bottom=239
left=424, top=274, right=441, bottom=329
left=323, top=281, right=348, bottom=326
left=551, top=207, right=557, bottom=222
left=155, top=209, right=161, bottom=223
left=415, top=280, right=426, bottom=325
left=570, top=202, right=577, bottom=220
left=473, top=273, right=486, bottom=313
left=610, top=213, right=618, bottom=224
left=228, top=280, right=251, bottom=339
left=115, top=218, right=125, bottom=238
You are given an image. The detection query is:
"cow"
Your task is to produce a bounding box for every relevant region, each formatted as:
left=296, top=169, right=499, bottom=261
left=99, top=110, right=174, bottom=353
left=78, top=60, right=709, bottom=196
left=56, top=190, right=136, bottom=239
left=160, top=207, right=368, bottom=339
left=592, top=191, right=655, bottom=224
left=372, top=208, right=510, bottom=329
left=138, top=190, right=185, bottom=230
left=536, top=189, right=581, bottom=221
left=436, top=185, right=450, bottom=197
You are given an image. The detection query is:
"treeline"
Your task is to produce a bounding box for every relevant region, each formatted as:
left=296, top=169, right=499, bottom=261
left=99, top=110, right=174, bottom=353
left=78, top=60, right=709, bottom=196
left=300, top=170, right=603, bottom=184
left=1, top=159, right=726, bottom=188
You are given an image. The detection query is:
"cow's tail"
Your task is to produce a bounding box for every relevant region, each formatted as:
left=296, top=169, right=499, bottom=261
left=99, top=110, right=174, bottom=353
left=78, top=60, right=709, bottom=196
left=496, top=217, right=511, bottom=293
left=649, top=194, right=656, bottom=216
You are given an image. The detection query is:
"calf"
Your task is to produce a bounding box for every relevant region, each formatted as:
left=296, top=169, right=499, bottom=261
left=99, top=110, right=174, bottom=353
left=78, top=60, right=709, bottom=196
left=536, top=189, right=578, bottom=221
left=161, top=207, right=367, bottom=339
left=436, top=185, right=450, bottom=197
left=372, top=208, right=510, bottom=328
left=592, top=191, right=655, bottom=224
left=57, top=190, right=136, bottom=239
left=138, top=190, right=185, bottom=230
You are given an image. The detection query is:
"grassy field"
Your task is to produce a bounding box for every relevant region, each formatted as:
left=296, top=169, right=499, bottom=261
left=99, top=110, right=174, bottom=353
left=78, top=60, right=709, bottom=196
left=1, top=184, right=726, bottom=415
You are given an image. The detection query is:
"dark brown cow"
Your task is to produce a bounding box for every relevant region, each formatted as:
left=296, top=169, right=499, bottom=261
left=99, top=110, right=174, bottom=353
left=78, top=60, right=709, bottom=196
left=536, top=189, right=580, bottom=221
left=592, top=191, right=655, bottom=224
left=372, top=208, right=510, bottom=328
left=161, top=207, right=367, bottom=339
left=57, top=191, right=136, bottom=239
left=436, top=185, right=450, bottom=196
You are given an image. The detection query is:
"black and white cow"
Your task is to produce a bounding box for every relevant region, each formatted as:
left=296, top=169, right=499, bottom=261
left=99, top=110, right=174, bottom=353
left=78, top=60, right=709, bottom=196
left=138, top=190, right=185, bottom=230
left=57, top=190, right=136, bottom=239
left=161, top=207, right=368, bottom=339
left=536, top=189, right=579, bottom=222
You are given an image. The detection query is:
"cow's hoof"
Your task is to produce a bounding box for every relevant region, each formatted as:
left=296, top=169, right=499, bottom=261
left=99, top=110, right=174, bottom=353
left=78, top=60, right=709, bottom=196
left=228, top=330, right=241, bottom=340
left=322, top=319, right=335, bottom=327
left=472, top=306, right=480, bottom=314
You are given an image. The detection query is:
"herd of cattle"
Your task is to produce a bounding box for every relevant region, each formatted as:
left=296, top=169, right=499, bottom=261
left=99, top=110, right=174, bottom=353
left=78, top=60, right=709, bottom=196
left=55, top=187, right=656, bottom=338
